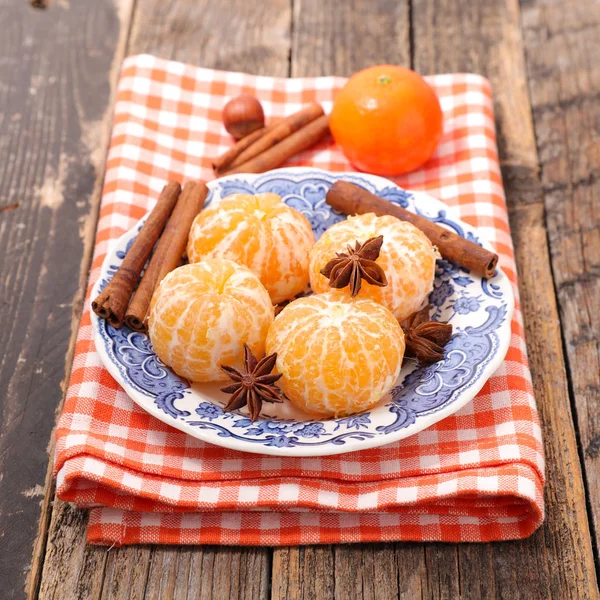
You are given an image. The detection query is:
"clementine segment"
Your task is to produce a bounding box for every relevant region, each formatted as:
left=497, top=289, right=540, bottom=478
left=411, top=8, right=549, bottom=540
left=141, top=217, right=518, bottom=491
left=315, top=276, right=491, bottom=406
left=309, top=213, right=437, bottom=322
left=266, top=291, right=405, bottom=418
left=187, top=193, right=315, bottom=304
left=329, top=65, right=443, bottom=175
left=148, top=259, right=274, bottom=383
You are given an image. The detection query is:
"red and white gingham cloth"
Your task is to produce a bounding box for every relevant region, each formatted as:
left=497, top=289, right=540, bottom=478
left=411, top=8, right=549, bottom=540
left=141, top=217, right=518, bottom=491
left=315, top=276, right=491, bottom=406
left=55, top=54, right=545, bottom=546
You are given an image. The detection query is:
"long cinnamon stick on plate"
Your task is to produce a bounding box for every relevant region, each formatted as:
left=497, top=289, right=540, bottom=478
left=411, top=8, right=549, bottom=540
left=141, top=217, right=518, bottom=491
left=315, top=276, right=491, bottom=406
left=91, top=181, right=181, bottom=327
left=223, top=115, right=330, bottom=176
left=125, top=181, right=209, bottom=332
left=222, top=103, right=325, bottom=173
left=212, top=126, right=270, bottom=174
left=326, top=180, right=498, bottom=279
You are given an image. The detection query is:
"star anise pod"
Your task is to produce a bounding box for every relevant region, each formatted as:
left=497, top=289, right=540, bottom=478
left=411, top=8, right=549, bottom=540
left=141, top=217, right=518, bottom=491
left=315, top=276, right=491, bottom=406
left=401, top=305, right=453, bottom=364
left=220, top=344, right=286, bottom=421
left=320, top=235, right=388, bottom=297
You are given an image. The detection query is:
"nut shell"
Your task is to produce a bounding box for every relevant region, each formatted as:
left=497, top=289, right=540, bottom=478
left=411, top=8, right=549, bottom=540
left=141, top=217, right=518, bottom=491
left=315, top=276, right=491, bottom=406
left=222, top=94, right=265, bottom=139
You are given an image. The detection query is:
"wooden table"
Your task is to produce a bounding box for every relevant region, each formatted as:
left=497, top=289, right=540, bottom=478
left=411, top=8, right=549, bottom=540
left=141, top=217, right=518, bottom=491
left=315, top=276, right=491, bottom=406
left=0, top=0, right=598, bottom=598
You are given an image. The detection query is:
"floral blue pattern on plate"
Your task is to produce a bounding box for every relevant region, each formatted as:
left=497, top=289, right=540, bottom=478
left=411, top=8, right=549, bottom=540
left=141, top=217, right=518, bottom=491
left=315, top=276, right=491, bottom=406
left=91, top=167, right=513, bottom=457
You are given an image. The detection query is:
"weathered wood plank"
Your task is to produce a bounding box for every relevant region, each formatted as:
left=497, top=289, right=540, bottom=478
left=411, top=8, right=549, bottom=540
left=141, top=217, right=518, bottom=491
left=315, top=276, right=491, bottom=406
left=520, top=0, right=600, bottom=555
left=290, top=0, right=410, bottom=78
left=36, top=1, right=292, bottom=599
left=141, top=546, right=271, bottom=600
left=331, top=544, right=423, bottom=600
left=272, top=543, right=428, bottom=600
left=100, top=544, right=152, bottom=600
left=128, top=0, right=292, bottom=76
left=412, top=0, right=540, bottom=200
left=271, top=3, right=419, bottom=598
left=0, top=0, right=134, bottom=598
left=37, top=501, right=109, bottom=600
left=423, top=545, right=460, bottom=600
left=413, top=0, right=599, bottom=597
left=451, top=545, right=496, bottom=600
left=271, top=546, right=335, bottom=600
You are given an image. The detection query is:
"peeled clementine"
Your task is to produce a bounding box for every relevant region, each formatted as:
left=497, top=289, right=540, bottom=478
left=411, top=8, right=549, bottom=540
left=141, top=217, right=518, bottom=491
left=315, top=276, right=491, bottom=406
left=266, top=291, right=405, bottom=418
left=187, top=193, right=315, bottom=304
left=148, top=260, right=274, bottom=383
left=309, top=213, right=437, bottom=322
left=329, top=65, right=443, bottom=175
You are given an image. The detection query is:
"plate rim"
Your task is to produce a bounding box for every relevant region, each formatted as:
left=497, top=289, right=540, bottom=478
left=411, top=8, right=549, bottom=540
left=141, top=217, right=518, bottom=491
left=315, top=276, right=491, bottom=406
left=91, top=166, right=514, bottom=456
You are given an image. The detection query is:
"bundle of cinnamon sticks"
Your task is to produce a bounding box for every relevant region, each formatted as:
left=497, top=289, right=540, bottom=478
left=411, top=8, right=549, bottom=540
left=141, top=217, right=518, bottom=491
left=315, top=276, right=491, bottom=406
left=213, top=103, right=330, bottom=176
left=92, top=180, right=208, bottom=332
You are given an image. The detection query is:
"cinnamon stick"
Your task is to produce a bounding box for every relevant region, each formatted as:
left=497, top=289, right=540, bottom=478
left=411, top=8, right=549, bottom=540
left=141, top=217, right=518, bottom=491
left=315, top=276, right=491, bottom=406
left=124, top=181, right=209, bottom=332
left=221, top=103, right=325, bottom=174
left=223, top=114, right=330, bottom=176
left=212, top=126, right=270, bottom=174
left=91, top=181, right=181, bottom=327
left=326, top=180, right=498, bottom=279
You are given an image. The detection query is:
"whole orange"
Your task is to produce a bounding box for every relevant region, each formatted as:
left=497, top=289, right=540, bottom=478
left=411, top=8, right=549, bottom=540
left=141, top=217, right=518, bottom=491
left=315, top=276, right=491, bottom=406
left=329, top=65, right=443, bottom=175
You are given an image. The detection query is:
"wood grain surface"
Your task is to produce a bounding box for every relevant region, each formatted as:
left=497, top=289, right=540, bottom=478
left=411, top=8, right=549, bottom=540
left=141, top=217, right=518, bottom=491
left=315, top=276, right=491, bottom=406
left=3, top=0, right=597, bottom=598
left=128, top=0, right=291, bottom=76
left=521, top=0, right=600, bottom=555
left=0, top=1, right=134, bottom=598
left=290, top=0, right=410, bottom=78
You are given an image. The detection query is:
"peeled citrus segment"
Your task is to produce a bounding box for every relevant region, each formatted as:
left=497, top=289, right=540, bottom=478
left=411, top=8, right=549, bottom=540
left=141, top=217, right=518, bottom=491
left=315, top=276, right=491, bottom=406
left=309, top=213, right=437, bottom=321
left=187, top=193, right=315, bottom=304
left=148, top=259, right=274, bottom=383
left=266, top=291, right=405, bottom=418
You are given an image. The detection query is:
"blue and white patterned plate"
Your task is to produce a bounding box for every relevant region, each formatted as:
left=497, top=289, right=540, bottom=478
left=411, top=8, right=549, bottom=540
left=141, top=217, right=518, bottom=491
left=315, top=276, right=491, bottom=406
left=91, top=167, right=513, bottom=457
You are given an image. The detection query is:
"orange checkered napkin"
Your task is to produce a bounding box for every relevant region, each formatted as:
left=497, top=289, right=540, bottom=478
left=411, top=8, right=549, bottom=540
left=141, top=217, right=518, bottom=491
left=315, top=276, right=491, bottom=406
left=55, top=54, right=545, bottom=546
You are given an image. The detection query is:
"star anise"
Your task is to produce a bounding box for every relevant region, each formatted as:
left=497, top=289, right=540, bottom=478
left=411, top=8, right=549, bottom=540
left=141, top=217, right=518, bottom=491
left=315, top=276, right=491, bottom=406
left=401, top=305, right=453, bottom=364
left=220, top=345, right=286, bottom=421
left=320, top=235, right=388, bottom=297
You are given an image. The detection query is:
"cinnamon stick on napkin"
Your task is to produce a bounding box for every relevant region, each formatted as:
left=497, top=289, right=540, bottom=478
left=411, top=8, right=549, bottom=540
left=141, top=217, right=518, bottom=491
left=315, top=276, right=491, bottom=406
left=214, top=104, right=329, bottom=175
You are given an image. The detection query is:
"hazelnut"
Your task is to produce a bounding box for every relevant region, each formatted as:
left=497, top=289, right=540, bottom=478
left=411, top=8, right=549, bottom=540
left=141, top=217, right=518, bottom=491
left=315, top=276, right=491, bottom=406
left=222, top=94, right=265, bottom=139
